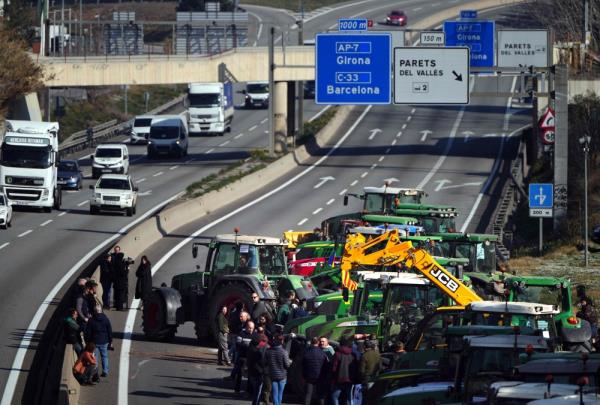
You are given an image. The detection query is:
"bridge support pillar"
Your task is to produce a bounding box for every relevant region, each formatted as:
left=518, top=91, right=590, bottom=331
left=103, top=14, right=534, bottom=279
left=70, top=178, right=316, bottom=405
left=273, top=81, right=288, bottom=153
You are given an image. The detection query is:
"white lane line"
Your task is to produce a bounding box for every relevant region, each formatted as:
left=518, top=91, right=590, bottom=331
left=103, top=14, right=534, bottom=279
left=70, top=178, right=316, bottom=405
left=249, top=125, right=258, bottom=131
left=385, top=148, right=391, bottom=154
left=77, top=200, right=88, bottom=207
left=371, top=164, right=377, bottom=170
left=313, top=207, right=323, bottom=215
left=58, top=211, right=68, bottom=217
left=247, top=11, right=263, bottom=46
left=406, top=116, right=412, bottom=122
left=118, top=105, right=374, bottom=405
left=205, top=149, right=215, bottom=154
left=153, top=172, right=164, bottom=177
left=326, top=199, right=335, bottom=205
left=411, top=108, right=416, bottom=114
left=235, top=133, right=244, bottom=139
left=0, top=242, right=8, bottom=250
left=339, top=189, right=348, bottom=196
left=396, top=131, right=403, bottom=138
left=0, top=191, right=184, bottom=405
left=361, top=172, right=368, bottom=178
left=378, top=156, right=385, bottom=162
left=391, top=140, right=397, bottom=146
left=260, top=118, right=268, bottom=124
left=350, top=180, right=358, bottom=186
left=219, top=141, right=230, bottom=147
left=136, top=178, right=146, bottom=183
left=169, top=165, right=179, bottom=171
left=461, top=76, right=518, bottom=232
left=18, top=230, right=32, bottom=238
left=413, top=6, right=422, bottom=11
left=309, top=105, right=332, bottom=122
left=416, top=77, right=476, bottom=190
left=185, top=158, right=195, bottom=164
left=401, top=124, right=407, bottom=129
left=40, top=220, right=53, bottom=227
left=298, top=218, right=308, bottom=226
left=431, top=2, right=440, bottom=6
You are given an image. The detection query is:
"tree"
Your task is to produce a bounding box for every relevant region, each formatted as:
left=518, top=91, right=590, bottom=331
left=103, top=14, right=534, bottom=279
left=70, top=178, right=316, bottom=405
left=3, top=0, right=37, bottom=43
left=0, top=24, right=47, bottom=118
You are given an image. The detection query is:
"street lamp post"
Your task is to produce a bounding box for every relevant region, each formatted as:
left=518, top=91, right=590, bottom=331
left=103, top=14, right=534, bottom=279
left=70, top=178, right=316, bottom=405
left=579, top=134, right=591, bottom=267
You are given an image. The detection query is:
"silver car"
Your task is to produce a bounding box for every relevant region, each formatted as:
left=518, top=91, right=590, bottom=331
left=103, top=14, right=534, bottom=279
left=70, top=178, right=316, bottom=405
left=0, top=193, right=13, bottom=229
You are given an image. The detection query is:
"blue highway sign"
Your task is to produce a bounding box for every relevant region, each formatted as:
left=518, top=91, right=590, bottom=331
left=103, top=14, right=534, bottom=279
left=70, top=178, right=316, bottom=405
left=460, top=10, right=478, bottom=19
left=315, top=33, right=391, bottom=105
left=444, top=20, right=495, bottom=67
left=338, top=18, right=368, bottom=31
left=529, top=183, right=553, bottom=208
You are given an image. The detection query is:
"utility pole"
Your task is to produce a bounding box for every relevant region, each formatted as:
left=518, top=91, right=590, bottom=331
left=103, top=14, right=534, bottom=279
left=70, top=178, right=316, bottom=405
left=553, top=65, right=569, bottom=232
left=268, top=26, right=275, bottom=157
left=580, top=135, right=591, bottom=267
left=296, top=19, right=304, bottom=145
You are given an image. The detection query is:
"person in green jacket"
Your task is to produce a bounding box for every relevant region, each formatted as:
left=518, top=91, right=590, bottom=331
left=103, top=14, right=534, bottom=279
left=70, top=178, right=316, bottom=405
left=276, top=290, right=295, bottom=325
left=216, top=305, right=232, bottom=366
left=358, top=339, right=381, bottom=390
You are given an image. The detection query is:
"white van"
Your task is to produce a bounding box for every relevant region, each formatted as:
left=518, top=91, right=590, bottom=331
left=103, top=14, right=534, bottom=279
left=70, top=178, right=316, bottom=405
left=91, top=144, right=130, bottom=178
left=147, top=115, right=189, bottom=158
left=130, top=115, right=154, bottom=144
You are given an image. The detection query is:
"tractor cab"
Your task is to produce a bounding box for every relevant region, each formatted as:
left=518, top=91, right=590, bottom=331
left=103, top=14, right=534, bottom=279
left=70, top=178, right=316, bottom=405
left=344, top=186, right=427, bottom=214
left=393, top=207, right=458, bottom=233
left=431, top=232, right=499, bottom=273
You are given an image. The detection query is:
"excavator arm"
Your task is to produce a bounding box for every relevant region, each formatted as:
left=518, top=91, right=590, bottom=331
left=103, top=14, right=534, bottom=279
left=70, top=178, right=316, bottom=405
left=340, top=229, right=482, bottom=306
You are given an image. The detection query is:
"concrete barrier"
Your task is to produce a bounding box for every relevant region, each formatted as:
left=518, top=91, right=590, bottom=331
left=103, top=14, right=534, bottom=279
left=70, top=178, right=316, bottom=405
left=58, top=345, right=79, bottom=405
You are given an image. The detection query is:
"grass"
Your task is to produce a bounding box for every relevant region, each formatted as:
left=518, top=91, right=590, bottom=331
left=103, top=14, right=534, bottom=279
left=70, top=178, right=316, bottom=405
left=241, top=0, right=350, bottom=12
left=296, top=107, right=338, bottom=145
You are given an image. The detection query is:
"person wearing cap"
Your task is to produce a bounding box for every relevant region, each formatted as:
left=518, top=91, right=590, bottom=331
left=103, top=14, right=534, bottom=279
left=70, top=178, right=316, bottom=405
left=85, top=305, right=113, bottom=377
left=358, top=339, right=381, bottom=399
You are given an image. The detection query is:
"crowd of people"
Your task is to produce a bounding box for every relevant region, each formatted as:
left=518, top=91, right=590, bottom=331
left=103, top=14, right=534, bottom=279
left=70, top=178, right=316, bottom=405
left=64, top=246, right=153, bottom=386
left=216, top=289, right=384, bottom=405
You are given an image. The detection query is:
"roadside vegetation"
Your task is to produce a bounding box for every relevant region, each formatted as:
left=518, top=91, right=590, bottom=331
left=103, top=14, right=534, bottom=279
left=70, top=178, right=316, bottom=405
left=241, top=0, right=349, bottom=12
left=295, top=107, right=338, bottom=145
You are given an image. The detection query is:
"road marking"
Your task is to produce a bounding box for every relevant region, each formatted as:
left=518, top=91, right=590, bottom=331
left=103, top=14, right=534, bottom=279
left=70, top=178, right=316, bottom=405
left=326, top=199, right=335, bottom=205
left=314, top=176, right=335, bottom=189
left=350, top=180, right=358, bottom=186
left=462, top=130, right=474, bottom=143
left=411, top=108, right=416, bottom=114
left=406, top=116, right=412, bottom=122
left=153, top=171, right=164, bottom=177
left=431, top=2, right=440, bottom=6
left=361, top=171, right=368, bottom=178
left=309, top=105, right=332, bottom=122
left=247, top=10, right=263, bottom=46
left=371, top=164, right=377, bottom=170
left=185, top=158, right=195, bottom=163
left=40, top=220, right=53, bottom=227
left=391, top=139, right=397, bottom=146
left=136, top=178, right=146, bottom=183
left=385, top=148, right=391, bottom=154
left=219, top=141, right=230, bottom=147
left=205, top=149, right=214, bottom=154
left=368, top=128, right=382, bottom=140
left=0, top=191, right=185, bottom=405
left=420, top=130, right=432, bottom=142
left=413, top=6, right=422, bottom=11
left=18, top=230, right=32, bottom=238
left=396, top=131, right=403, bottom=138
left=434, top=179, right=483, bottom=192
left=58, top=211, right=68, bottom=217
left=249, top=125, right=257, bottom=131
left=461, top=76, right=518, bottom=232
left=378, top=156, right=385, bottom=162
left=0, top=242, right=8, bottom=250
left=416, top=76, right=475, bottom=190
left=298, top=218, right=308, bottom=226
left=169, top=165, right=179, bottom=170
left=313, top=208, right=323, bottom=215
left=339, top=189, right=348, bottom=196
left=77, top=200, right=88, bottom=207
left=234, top=133, right=244, bottom=139
left=401, top=124, right=407, bottom=129
left=260, top=118, right=268, bottom=124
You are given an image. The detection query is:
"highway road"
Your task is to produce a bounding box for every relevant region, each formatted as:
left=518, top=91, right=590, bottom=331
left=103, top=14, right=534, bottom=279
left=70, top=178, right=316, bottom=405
left=0, top=0, right=535, bottom=404
left=69, top=2, right=531, bottom=405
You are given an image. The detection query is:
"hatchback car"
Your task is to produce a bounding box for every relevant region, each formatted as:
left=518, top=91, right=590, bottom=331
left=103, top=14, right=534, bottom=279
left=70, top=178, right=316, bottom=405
left=386, top=10, right=407, bottom=26
left=0, top=192, right=13, bottom=229
left=57, top=160, right=83, bottom=190
left=592, top=224, right=600, bottom=244
left=89, top=174, right=138, bottom=216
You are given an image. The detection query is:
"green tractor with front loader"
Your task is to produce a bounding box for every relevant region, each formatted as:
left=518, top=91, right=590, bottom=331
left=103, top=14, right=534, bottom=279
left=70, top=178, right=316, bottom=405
left=142, top=232, right=318, bottom=341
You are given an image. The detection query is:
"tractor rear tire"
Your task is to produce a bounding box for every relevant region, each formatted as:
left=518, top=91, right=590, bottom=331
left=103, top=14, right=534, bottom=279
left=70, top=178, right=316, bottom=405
left=205, top=283, right=253, bottom=341
left=142, top=290, right=177, bottom=342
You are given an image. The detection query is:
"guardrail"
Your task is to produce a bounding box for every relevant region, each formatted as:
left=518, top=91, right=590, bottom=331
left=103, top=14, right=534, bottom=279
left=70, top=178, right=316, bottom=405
left=62, top=119, right=118, bottom=144
left=58, top=95, right=185, bottom=157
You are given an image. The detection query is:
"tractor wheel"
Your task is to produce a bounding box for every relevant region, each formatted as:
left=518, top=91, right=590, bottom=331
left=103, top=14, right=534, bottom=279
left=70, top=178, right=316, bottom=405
left=205, top=283, right=253, bottom=341
left=142, top=290, right=177, bottom=342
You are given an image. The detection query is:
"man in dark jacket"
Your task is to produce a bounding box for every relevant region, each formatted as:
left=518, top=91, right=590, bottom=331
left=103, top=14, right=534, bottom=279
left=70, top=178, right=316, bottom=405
left=74, top=278, right=91, bottom=327
left=247, top=334, right=268, bottom=405
left=331, top=337, right=357, bottom=405
left=302, top=337, right=328, bottom=405
left=264, top=334, right=292, bottom=405
left=111, top=246, right=129, bottom=311
left=99, top=254, right=113, bottom=310
left=250, top=293, right=268, bottom=323
left=233, top=319, right=256, bottom=393
left=85, top=305, right=113, bottom=377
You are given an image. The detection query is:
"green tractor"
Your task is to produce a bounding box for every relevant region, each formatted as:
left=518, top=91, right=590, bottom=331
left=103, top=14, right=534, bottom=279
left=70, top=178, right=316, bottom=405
left=142, top=233, right=318, bottom=341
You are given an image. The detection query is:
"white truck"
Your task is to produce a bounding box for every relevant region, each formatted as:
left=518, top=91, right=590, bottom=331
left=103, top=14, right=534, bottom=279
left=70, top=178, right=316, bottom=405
left=0, top=120, right=61, bottom=212
left=186, top=82, right=234, bottom=136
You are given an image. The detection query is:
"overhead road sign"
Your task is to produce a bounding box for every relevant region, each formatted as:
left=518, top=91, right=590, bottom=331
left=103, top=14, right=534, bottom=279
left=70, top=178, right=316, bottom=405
left=420, top=31, right=445, bottom=46
left=444, top=20, right=495, bottom=67
left=497, top=30, right=549, bottom=67
left=338, top=18, right=368, bottom=32
left=460, top=10, right=478, bottom=19
left=393, top=47, right=470, bottom=105
left=315, top=33, right=391, bottom=105
left=529, top=183, right=553, bottom=217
